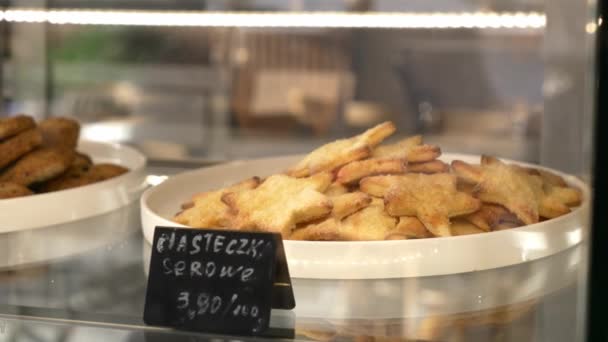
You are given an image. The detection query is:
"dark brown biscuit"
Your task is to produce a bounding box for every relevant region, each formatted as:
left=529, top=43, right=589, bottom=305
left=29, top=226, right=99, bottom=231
left=40, top=163, right=128, bottom=192
left=87, top=163, right=129, bottom=180
left=70, top=152, right=93, bottom=175
left=39, top=117, right=80, bottom=148
left=0, top=128, right=43, bottom=169
left=35, top=152, right=93, bottom=192
left=0, top=148, right=75, bottom=186
left=0, top=115, right=36, bottom=141
left=0, top=182, right=33, bottom=199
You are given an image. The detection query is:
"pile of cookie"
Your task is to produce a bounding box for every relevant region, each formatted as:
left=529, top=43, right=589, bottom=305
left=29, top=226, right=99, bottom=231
left=174, top=121, right=582, bottom=240
left=0, top=115, right=129, bottom=199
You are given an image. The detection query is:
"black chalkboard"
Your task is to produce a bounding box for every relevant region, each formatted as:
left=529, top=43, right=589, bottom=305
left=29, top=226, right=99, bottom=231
left=144, top=227, right=295, bottom=336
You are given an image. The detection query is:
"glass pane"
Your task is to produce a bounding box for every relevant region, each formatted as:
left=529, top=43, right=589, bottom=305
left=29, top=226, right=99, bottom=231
left=0, top=1, right=597, bottom=341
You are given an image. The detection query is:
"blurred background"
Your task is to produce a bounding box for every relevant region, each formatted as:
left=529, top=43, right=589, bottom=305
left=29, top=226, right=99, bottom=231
left=0, top=0, right=593, bottom=173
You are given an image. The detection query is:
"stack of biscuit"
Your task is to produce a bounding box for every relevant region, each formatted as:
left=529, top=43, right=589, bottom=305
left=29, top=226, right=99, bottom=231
left=174, top=121, right=583, bottom=241
left=0, top=114, right=129, bottom=199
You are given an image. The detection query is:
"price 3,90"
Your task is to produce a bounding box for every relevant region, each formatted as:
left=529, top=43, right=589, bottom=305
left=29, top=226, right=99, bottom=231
left=177, top=291, right=259, bottom=319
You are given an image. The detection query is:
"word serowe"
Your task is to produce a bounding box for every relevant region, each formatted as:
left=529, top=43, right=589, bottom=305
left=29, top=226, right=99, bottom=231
left=163, top=258, right=254, bottom=282
left=156, top=231, right=267, bottom=258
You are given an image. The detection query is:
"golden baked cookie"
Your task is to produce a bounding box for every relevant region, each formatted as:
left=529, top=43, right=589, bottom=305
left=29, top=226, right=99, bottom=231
left=372, top=134, right=441, bottom=162
left=463, top=204, right=522, bottom=231
left=39, top=163, right=128, bottom=192
left=286, top=121, right=396, bottom=177
left=173, top=177, right=260, bottom=229
left=174, top=120, right=585, bottom=241
left=0, top=115, right=36, bottom=141
left=329, top=191, right=372, bottom=220
left=39, top=117, right=80, bottom=148
left=388, top=216, right=433, bottom=239
left=222, top=172, right=333, bottom=237
left=0, top=181, right=33, bottom=199
left=336, top=158, right=407, bottom=185
left=452, top=159, right=539, bottom=224
left=291, top=198, right=396, bottom=241
left=452, top=156, right=582, bottom=224
left=450, top=218, right=486, bottom=236
left=0, top=128, right=43, bottom=169
left=0, top=148, right=75, bottom=186
left=383, top=173, right=481, bottom=237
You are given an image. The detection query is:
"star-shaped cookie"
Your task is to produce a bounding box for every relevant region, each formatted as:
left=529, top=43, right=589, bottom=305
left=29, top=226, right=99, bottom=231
left=290, top=198, right=397, bottom=241
left=383, top=173, right=481, bottom=237
left=324, top=182, right=349, bottom=196
left=525, top=173, right=574, bottom=219
left=522, top=165, right=582, bottom=208
left=286, top=121, right=396, bottom=177
left=222, top=172, right=333, bottom=237
left=385, top=216, right=434, bottom=239
left=408, top=160, right=449, bottom=174
left=338, top=159, right=447, bottom=187
left=453, top=156, right=582, bottom=223
left=451, top=159, right=539, bottom=224
left=463, top=204, right=522, bottom=231
left=329, top=191, right=372, bottom=220
left=372, top=134, right=441, bottom=162
left=359, top=174, right=403, bottom=197
left=173, top=177, right=260, bottom=228
left=450, top=219, right=486, bottom=236
left=335, top=158, right=407, bottom=185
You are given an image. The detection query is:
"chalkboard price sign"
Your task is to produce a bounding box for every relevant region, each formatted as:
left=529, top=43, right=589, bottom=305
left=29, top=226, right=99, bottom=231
left=143, top=227, right=294, bottom=336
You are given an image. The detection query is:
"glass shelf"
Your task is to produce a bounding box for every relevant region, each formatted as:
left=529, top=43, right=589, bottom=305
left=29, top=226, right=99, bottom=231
left=0, top=164, right=587, bottom=342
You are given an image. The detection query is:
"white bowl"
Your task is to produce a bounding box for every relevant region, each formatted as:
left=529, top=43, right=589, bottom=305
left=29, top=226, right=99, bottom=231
left=140, top=154, right=589, bottom=280
left=1, top=202, right=141, bottom=270
left=0, top=140, right=147, bottom=233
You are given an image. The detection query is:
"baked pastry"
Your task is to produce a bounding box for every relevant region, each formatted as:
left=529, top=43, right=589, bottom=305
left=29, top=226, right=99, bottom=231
left=39, top=116, right=80, bottom=149
left=286, top=122, right=396, bottom=177
left=174, top=121, right=583, bottom=241
left=0, top=182, right=33, bottom=199
left=39, top=163, right=128, bottom=192
left=0, top=114, right=129, bottom=198
left=35, top=152, right=93, bottom=192
left=291, top=198, right=397, bottom=241
left=0, top=115, right=36, bottom=140
left=383, top=174, right=480, bottom=237
left=222, top=172, right=333, bottom=237
left=0, top=128, right=43, bottom=169
left=0, top=148, right=75, bottom=186
left=70, top=152, right=94, bottom=175
left=174, top=177, right=261, bottom=228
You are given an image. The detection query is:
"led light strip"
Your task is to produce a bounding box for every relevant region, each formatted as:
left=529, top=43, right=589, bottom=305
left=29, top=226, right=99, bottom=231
left=0, top=9, right=546, bottom=29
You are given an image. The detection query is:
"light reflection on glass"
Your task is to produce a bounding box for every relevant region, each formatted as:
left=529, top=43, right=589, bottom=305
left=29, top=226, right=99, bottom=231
left=145, top=175, right=168, bottom=186
left=567, top=229, right=583, bottom=245
left=81, top=123, right=133, bottom=142
left=1, top=9, right=546, bottom=29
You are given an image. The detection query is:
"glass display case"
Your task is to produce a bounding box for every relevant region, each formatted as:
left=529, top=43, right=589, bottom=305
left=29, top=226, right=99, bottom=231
left=0, top=0, right=601, bottom=341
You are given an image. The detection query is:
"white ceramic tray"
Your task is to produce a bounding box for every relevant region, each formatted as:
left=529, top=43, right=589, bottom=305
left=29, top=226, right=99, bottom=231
left=140, top=154, right=589, bottom=280
left=0, top=202, right=141, bottom=270
left=0, top=140, right=147, bottom=233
